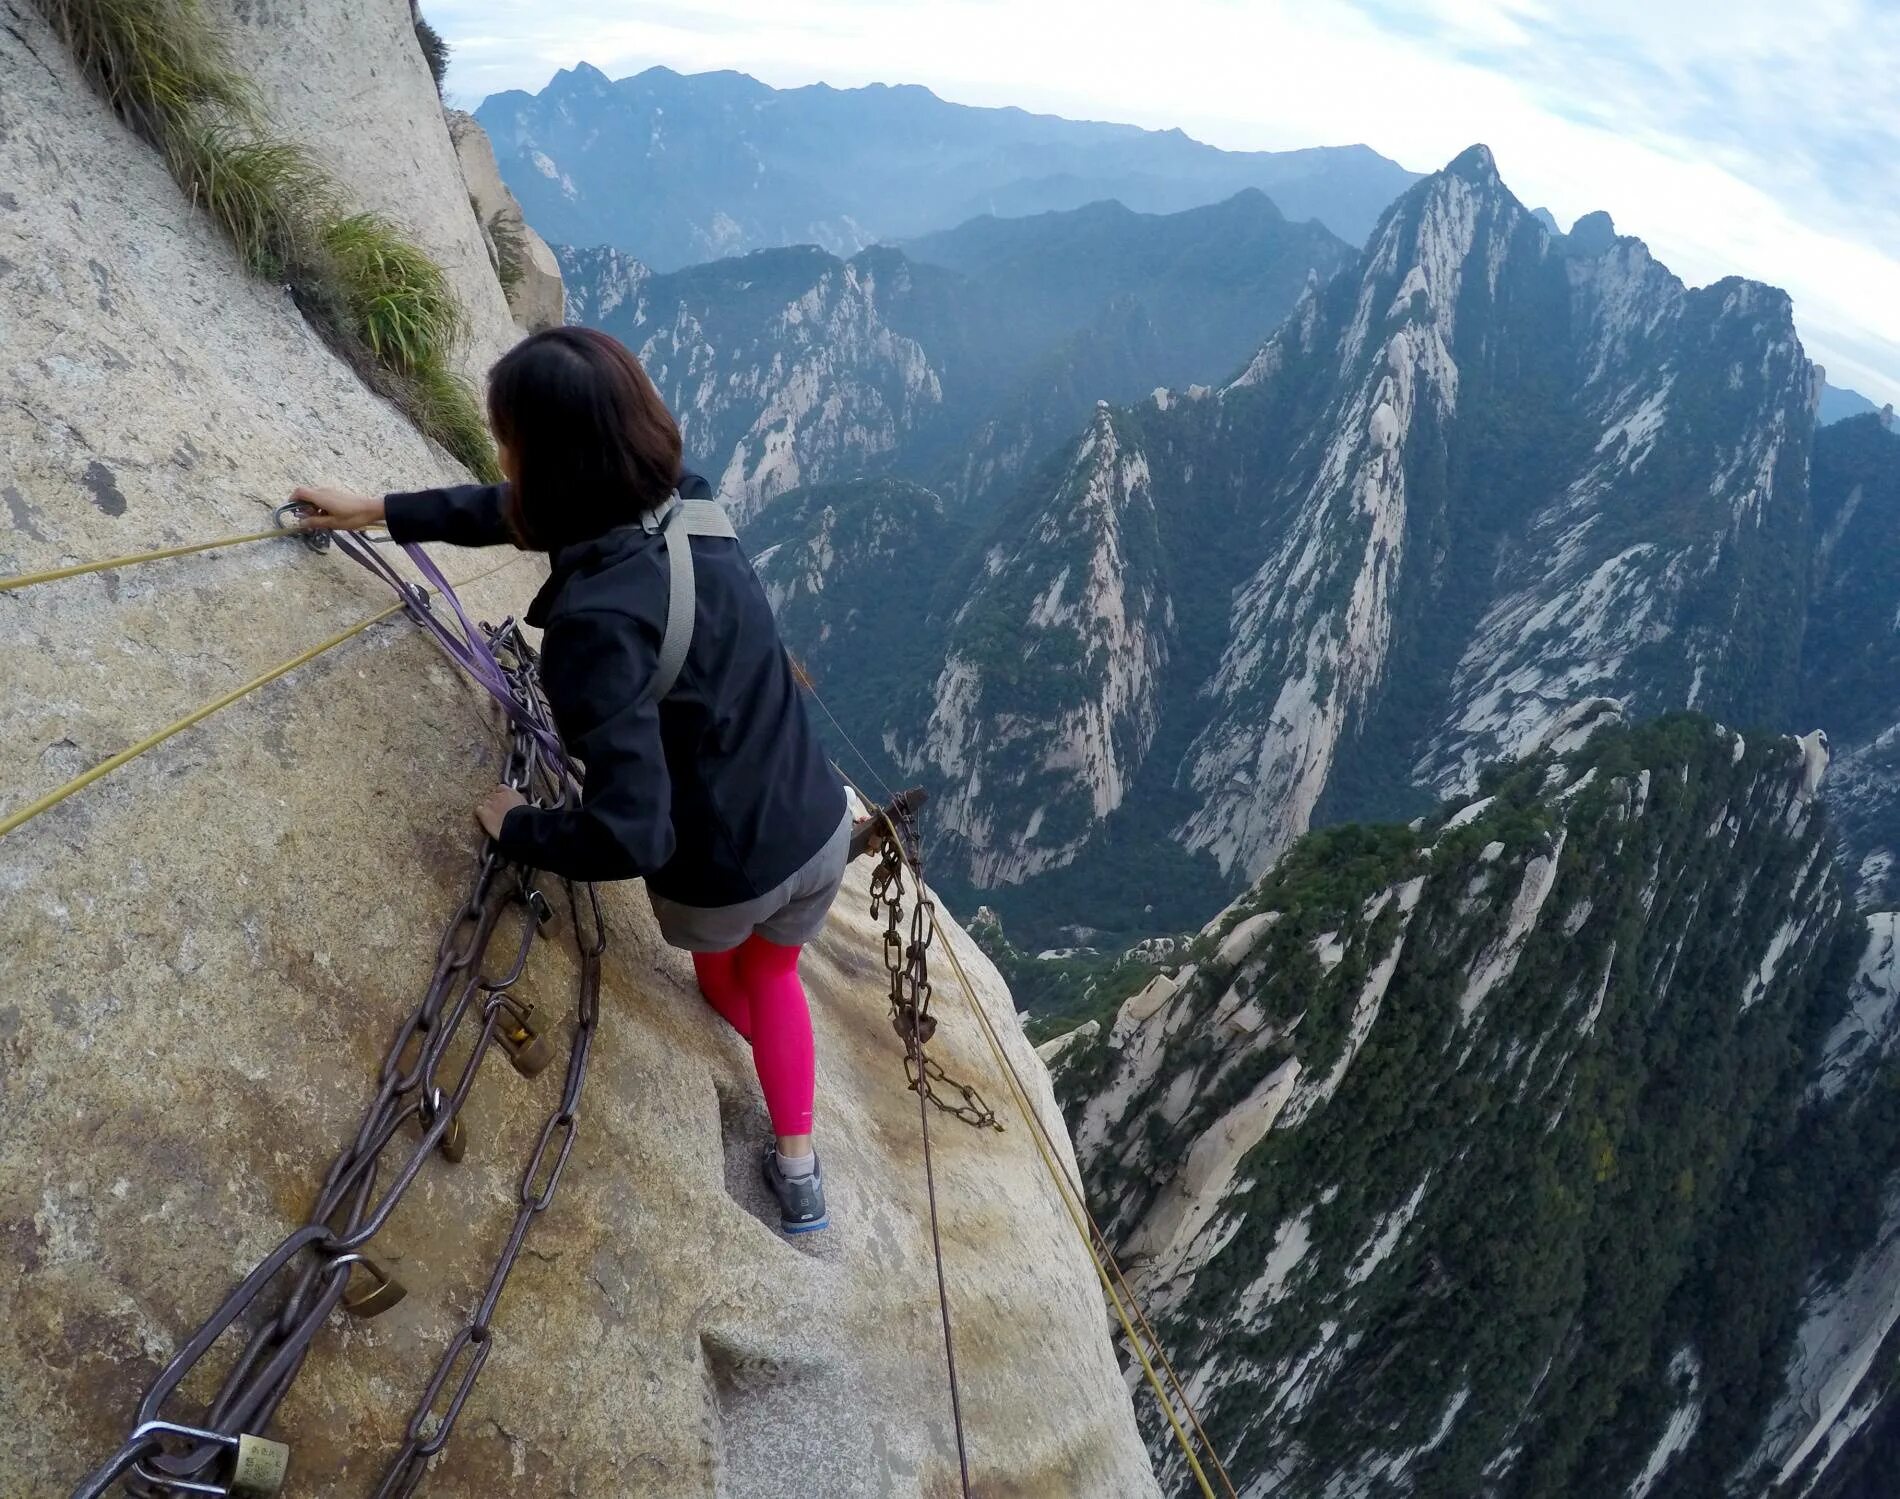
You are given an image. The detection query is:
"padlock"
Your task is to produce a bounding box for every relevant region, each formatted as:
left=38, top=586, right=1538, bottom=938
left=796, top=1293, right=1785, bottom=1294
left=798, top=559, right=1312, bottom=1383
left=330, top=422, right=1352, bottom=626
left=229, top=1432, right=291, bottom=1497
left=341, top=1256, right=406, bottom=1318
left=500, top=1006, right=557, bottom=1078
left=891, top=1003, right=936, bottom=1047
left=438, top=1111, right=468, bottom=1163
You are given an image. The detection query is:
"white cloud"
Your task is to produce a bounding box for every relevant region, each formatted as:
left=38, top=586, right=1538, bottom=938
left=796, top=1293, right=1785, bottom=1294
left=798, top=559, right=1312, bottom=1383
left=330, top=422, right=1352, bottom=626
left=426, top=0, right=1900, bottom=401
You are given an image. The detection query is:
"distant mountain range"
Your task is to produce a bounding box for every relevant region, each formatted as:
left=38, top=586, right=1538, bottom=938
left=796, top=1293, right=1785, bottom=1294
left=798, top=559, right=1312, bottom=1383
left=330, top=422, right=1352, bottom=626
left=731, top=150, right=1900, bottom=1497
left=732, top=146, right=1900, bottom=1498
left=475, top=63, right=1419, bottom=268
left=558, top=189, right=1354, bottom=520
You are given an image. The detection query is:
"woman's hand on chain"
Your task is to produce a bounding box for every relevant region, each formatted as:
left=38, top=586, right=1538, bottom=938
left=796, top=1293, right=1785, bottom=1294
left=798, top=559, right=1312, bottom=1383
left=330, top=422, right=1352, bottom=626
left=476, top=785, right=527, bottom=840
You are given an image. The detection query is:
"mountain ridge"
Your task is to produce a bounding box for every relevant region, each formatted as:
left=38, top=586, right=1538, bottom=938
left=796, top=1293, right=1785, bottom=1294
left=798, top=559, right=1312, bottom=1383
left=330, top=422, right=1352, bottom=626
left=1052, top=714, right=1890, bottom=1497
left=558, top=188, right=1355, bottom=521
left=476, top=63, right=1418, bottom=268
left=792, top=142, right=1819, bottom=940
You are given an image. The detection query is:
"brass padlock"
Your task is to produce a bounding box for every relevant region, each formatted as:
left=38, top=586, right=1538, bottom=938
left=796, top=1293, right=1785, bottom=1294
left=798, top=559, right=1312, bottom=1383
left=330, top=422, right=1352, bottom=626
left=500, top=1007, right=557, bottom=1078
left=438, top=1112, right=468, bottom=1164
left=342, top=1257, right=406, bottom=1318
left=229, top=1432, right=290, bottom=1496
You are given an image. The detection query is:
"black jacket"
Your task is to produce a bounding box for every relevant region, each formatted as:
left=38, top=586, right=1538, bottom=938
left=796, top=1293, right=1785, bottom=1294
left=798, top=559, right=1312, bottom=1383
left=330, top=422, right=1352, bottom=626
left=384, top=475, right=845, bottom=906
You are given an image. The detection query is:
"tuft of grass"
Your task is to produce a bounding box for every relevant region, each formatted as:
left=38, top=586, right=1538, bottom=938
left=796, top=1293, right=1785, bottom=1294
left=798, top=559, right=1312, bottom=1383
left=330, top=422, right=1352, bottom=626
left=37, top=0, right=499, bottom=480
left=401, top=363, right=501, bottom=481
left=38, top=0, right=256, bottom=136
left=166, top=121, right=333, bottom=275
left=322, top=214, right=463, bottom=374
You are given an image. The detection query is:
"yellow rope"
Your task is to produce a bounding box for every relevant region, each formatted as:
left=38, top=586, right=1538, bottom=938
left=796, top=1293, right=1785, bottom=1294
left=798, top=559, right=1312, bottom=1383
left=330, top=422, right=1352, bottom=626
left=925, top=891, right=1239, bottom=1498
left=0, top=602, right=403, bottom=839
left=0, top=549, right=531, bottom=842
left=0, top=529, right=289, bottom=593
left=933, top=916, right=1223, bottom=1499
left=862, top=796, right=1224, bottom=1499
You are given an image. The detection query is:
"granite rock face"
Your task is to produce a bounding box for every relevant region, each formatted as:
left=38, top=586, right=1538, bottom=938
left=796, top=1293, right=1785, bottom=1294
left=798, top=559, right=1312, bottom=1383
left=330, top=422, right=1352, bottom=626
left=209, top=0, right=519, bottom=383
left=0, top=8, right=1157, bottom=1495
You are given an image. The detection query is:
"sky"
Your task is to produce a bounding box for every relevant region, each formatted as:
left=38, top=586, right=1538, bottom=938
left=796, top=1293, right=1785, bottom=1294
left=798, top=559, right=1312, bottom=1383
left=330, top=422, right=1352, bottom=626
left=429, top=0, right=1900, bottom=404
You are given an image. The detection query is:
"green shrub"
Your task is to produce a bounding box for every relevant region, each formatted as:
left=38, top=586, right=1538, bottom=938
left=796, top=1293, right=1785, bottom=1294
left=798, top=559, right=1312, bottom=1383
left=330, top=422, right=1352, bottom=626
left=413, top=14, right=450, bottom=92
left=488, top=211, right=527, bottom=295
left=38, top=0, right=499, bottom=480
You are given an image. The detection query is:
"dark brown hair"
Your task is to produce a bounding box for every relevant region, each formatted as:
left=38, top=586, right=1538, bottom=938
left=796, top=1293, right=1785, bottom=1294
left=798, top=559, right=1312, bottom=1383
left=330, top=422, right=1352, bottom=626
left=486, top=327, right=684, bottom=549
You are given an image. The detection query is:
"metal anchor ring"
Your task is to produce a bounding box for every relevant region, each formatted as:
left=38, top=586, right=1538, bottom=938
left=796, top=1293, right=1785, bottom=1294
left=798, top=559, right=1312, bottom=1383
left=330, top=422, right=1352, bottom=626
left=272, top=501, right=331, bottom=553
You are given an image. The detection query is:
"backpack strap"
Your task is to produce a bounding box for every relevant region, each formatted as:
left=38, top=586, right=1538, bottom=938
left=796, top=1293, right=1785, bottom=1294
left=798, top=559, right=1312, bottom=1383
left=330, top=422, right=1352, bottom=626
left=639, top=493, right=739, bottom=707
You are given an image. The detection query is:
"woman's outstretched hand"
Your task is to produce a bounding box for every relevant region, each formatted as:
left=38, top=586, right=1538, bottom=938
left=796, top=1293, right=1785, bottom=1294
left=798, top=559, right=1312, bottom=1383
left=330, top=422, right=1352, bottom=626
left=476, top=785, right=527, bottom=840
left=288, top=485, right=385, bottom=532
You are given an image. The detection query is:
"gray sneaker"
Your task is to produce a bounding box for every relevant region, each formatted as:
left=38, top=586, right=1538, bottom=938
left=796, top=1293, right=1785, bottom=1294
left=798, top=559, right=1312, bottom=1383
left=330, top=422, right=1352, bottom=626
left=762, top=1148, right=830, bottom=1234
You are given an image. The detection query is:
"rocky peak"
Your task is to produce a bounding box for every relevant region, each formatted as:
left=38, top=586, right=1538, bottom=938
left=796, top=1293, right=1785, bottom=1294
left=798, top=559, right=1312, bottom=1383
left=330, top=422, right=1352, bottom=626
left=865, top=143, right=1823, bottom=939
left=545, top=59, right=614, bottom=98
left=1444, top=141, right=1502, bottom=184
left=1566, top=208, right=1618, bottom=253
left=893, top=402, right=1173, bottom=886
left=556, top=243, right=651, bottom=324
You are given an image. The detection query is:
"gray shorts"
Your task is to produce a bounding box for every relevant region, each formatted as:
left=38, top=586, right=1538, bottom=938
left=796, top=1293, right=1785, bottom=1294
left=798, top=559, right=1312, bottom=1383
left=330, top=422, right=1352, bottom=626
left=648, top=810, right=853, bottom=952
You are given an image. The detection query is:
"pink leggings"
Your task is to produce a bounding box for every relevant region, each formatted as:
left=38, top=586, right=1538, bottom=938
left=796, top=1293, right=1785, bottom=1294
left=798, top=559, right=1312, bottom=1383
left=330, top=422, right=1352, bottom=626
left=692, top=935, right=815, bottom=1138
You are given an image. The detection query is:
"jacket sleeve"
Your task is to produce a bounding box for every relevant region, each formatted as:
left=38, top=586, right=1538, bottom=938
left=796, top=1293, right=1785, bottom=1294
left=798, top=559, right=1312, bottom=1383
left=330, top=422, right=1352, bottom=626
left=494, top=608, right=676, bottom=883
left=383, top=483, right=515, bottom=548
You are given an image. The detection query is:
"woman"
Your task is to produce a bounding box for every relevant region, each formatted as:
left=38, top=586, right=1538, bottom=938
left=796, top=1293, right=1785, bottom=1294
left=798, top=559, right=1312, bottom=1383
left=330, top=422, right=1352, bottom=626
left=291, top=327, right=847, bottom=1235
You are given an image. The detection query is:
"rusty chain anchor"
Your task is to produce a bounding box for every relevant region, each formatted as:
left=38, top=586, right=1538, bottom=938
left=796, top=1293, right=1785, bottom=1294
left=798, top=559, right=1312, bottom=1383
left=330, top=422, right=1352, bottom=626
left=866, top=792, right=1000, bottom=1135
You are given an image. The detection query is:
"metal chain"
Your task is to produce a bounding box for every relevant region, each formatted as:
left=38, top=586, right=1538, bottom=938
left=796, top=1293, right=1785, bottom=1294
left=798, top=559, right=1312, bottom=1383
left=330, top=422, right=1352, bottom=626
left=372, top=876, right=605, bottom=1499
left=71, top=623, right=604, bottom=1499
left=868, top=807, right=1000, bottom=1134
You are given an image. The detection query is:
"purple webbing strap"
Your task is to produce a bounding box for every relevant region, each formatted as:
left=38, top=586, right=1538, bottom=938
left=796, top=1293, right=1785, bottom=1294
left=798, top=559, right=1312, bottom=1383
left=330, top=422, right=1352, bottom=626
left=330, top=531, right=574, bottom=784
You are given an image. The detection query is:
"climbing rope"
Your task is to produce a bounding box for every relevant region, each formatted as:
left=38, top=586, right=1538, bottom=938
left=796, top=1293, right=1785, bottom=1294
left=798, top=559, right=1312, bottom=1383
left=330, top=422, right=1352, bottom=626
left=935, top=919, right=1235, bottom=1499
left=0, top=527, right=290, bottom=593
left=805, top=691, right=1228, bottom=1488
left=0, top=599, right=397, bottom=840
left=865, top=798, right=981, bottom=1498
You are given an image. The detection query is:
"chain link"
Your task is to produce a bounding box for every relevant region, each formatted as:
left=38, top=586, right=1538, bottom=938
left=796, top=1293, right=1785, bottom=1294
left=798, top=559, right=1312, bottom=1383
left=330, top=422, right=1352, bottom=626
left=71, top=623, right=605, bottom=1499
left=869, top=806, right=1001, bottom=1134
